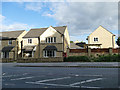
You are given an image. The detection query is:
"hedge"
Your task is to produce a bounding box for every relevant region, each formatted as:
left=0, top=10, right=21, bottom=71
left=64, top=54, right=120, bottom=62
left=64, top=56, right=90, bottom=62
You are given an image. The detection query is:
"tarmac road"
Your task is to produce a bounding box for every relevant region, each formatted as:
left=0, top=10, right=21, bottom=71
left=2, top=63, right=120, bottom=89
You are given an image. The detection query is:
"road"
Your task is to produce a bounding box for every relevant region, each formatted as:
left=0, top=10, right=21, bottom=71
left=2, top=63, right=120, bottom=89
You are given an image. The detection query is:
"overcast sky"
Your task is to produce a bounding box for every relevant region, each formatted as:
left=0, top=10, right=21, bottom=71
left=1, top=1, right=118, bottom=42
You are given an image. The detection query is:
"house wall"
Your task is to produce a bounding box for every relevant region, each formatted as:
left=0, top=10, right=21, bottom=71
left=64, top=27, right=70, bottom=47
left=34, top=43, right=63, bottom=58
left=64, top=27, right=70, bottom=53
left=40, top=26, right=63, bottom=43
left=23, top=38, right=38, bottom=46
left=0, top=39, right=17, bottom=59
left=17, top=31, right=27, bottom=54
left=88, top=26, right=115, bottom=48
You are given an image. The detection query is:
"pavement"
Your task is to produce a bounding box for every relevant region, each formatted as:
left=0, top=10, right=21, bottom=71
left=2, top=63, right=120, bottom=88
left=15, top=62, right=120, bottom=68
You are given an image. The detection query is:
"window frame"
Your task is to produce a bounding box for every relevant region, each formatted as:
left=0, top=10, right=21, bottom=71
left=28, top=39, right=32, bottom=44
left=43, top=50, right=56, bottom=57
left=8, top=40, right=12, bottom=45
left=94, top=37, right=98, bottom=42
left=46, top=37, right=56, bottom=43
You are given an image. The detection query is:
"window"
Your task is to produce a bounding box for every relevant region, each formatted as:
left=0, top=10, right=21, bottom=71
left=46, top=38, right=47, bottom=43
left=54, top=37, right=56, bottom=42
left=44, top=50, right=56, bottom=57
left=8, top=40, right=12, bottom=45
left=28, top=39, right=32, bottom=44
left=46, top=37, right=56, bottom=43
left=48, top=37, right=50, bottom=43
left=3, top=52, right=9, bottom=58
left=94, top=37, right=98, bottom=42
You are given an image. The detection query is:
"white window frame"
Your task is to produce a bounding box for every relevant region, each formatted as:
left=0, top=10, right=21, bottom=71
left=28, top=39, right=32, bottom=44
left=43, top=50, right=56, bottom=57
left=46, top=37, right=56, bottom=43
left=94, top=37, right=98, bottom=42
left=8, top=40, right=12, bottom=45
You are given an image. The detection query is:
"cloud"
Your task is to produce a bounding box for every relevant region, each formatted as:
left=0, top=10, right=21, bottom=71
left=0, top=14, right=32, bottom=32
left=44, top=2, right=118, bottom=37
left=1, top=23, right=32, bottom=31
left=0, top=14, right=5, bottom=23
left=25, top=3, right=44, bottom=12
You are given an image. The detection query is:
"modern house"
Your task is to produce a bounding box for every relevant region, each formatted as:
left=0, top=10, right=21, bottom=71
left=0, top=30, right=27, bottom=59
left=22, top=26, right=70, bottom=61
left=87, top=25, right=116, bottom=48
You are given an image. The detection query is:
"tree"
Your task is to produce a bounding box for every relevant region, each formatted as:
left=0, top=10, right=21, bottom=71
left=116, top=37, right=120, bottom=46
left=70, top=41, right=74, bottom=43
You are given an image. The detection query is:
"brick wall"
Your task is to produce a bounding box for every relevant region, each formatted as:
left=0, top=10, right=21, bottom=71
left=69, top=48, right=120, bottom=57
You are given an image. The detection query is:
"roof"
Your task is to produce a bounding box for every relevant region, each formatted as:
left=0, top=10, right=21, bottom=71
left=53, top=26, right=67, bottom=34
left=0, top=30, right=25, bottom=39
left=89, top=25, right=115, bottom=36
left=23, top=26, right=67, bottom=38
left=2, top=46, right=15, bottom=52
left=43, top=45, right=57, bottom=50
left=70, top=43, right=83, bottom=49
left=74, top=40, right=80, bottom=43
left=23, top=28, right=47, bottom=38
left=0, top=36, right=16, bottom=40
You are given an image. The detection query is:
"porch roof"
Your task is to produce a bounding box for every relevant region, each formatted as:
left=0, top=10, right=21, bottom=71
left=2, top=46, right=15, bottom=52
left=43, top=45, right=57, bottom=50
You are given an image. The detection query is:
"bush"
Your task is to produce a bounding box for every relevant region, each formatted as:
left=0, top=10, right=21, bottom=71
left=94, top=54, right=120, bottom=62
left=64, top=56, right=90, bottom=62
left=64, top=54, right=120, bottom=62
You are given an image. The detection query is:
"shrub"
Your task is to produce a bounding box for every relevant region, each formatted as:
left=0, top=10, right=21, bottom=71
left=64, top=56, right=90, bottom=62
left=94, top=54, right=120, bottom=62
left=64, top=54, right=120, bottom=62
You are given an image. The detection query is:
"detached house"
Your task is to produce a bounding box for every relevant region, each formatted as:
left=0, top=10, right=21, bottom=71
left=22, top=26, right=70, bottom=61
left=87, top=25, right=115, bottom=48
left=0, top=30, right=27, bottom=59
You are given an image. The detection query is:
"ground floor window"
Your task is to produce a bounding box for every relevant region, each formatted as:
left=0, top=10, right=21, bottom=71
left=43, top=50, right=56, bottom=57
left=2, top=52, right=9, bottom=58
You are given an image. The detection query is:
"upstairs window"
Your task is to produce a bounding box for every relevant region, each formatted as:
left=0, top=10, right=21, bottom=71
left=28, top=39, right=32, bottom=44
left=54, top=37, right=56, bottom=43
left=94, top=37, right=98, bottom=42
left=46, top=37, right=56, bottom=43
left=8, top=40, right=12, bottom=45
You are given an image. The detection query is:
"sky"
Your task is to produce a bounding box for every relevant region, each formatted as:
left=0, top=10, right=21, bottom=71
left=1, top=1, right=118, bottom=43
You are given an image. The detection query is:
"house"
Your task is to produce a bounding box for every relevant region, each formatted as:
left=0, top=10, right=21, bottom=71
left=0, top=30, right=27, bottom=59
left=87, top=25, right=116, bottom=48
left=22, top=26, right=70, bottom=61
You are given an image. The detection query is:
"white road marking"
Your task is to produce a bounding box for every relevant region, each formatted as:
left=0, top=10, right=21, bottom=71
left=70, top=78, right=103, bottom=86
left=10, top=76, right=45, bottom=81
left=72, top=74, right=103, bottom=77
left=36, top=76, right=71, bottom=83
left=11, top=76, right=34, bottom=80
left=3, top=73, right=29, bottom=78
left=26, top=82, right=101, bottom=88
left=81, top=86, right=100, bottom=88
left=3, top=75, right=19, bottom=78
left=26, top=82, right=79, bottom=88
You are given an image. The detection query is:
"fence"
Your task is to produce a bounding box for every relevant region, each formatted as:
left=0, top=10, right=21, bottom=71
left=69, top=48, right=120, bottom=57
